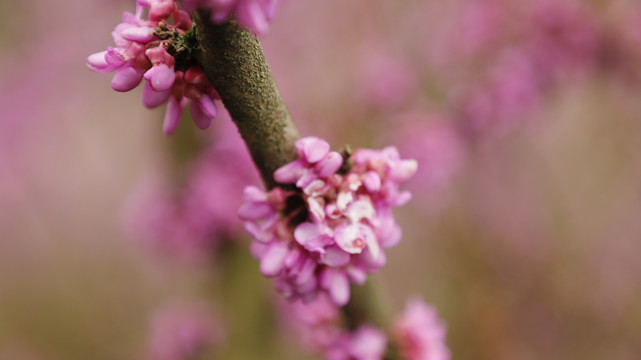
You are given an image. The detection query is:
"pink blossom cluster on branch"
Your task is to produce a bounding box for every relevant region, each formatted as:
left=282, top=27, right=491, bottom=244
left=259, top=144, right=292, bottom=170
left=279, top=294, right=387, bottom=359
left=182, top=0, right=281, bottom=35
left=281, top=294, right=449, bottom=360
left=392, top=298, right=450, bottom=360
left=87, top=0, right=220, bottom=134
left=239, top=137, right=416, bottom=306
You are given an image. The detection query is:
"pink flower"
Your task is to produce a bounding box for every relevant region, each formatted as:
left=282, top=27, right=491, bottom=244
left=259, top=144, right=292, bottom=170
left=239, top=137, right=416, bottom=306
left=278, top=294, right=387, bottom=359
left=392, top=298, right=450, bottom=360
left=326, top=326, right=387, bottom=360
left=87, top=0, right=220, bottom=135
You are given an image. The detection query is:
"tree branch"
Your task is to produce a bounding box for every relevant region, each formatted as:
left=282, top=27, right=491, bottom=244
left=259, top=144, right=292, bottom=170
left=193, top=12, right=299, bottom=189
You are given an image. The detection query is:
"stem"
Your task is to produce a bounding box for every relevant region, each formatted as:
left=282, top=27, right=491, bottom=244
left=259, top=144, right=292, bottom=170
left=192, top=13, right=396, bottom=358
left=193, top=12, right=299, bottom=189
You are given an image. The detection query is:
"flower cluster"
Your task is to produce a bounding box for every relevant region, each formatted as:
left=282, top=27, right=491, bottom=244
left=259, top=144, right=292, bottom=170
left=280, top=294, right=449, bottom=360
left=392, top=299, right=450, bottom=360
left=181, top=0, right=281, bottom=35
left=87, top=0, right=219, bottom=135
left=279, top=294, right=387, bottom=360
left=239, top=137, right=416, bottom=306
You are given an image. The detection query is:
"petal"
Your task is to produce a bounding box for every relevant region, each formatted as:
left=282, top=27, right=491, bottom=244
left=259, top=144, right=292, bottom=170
left=295, top=137, right=330, bottom=163
left=273, top=160, right=306, bottom=184
left=321, top=268, right=350, bottom=306
left=236, top=0, right=269, bottom=35
left=198, top=94, right=218, bottom=119
left=260, top=242, right=289, bottom=277
left=144, top=64, right=176, bottom=91
left=173, top=10, right=193, bottom=30
left=362, top=171, right=382, bottom=192
left=314, top=151, right=343, bottom=178
left=307, top=197, right=325, bottom=222
left=361, top=224, right=381, bottom=260
left=249, top=241, right=267, bottom=259
left=142, top=81, right=171, bottom=108
left=87, top=51, right=119, bottom=73
left=121, top=26, right=155, bottom=42
left=104, top=47, right=127, bottom=66
left=321, top=246, right=351, bottom=267
left=336, top=191, right=353, bottom=212
left=345, top=199, right=375, bottom=222
left=111, top=66, right=145, bottom=92
left=294, top=222, right=320, bottom=246
left=334, top=224, right=366, bottom=254
left=242, top=185, right=267, bottom=203
left=162, top=97, right=182, bottom=135
left=393, top=190, right=413, bottom=207
left=190, top=99, right=213, bottom=130
left=294, top=258, right=317, bottom=286
left=237, top=202, right=274, bottom=221
left=346, top=266, right=367, bottom=285
left=389, top=159, right=418, bottom=182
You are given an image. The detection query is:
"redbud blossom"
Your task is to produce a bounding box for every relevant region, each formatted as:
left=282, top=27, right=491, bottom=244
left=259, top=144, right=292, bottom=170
left=392, top=298, right=450, bottom=360
left=87, top=0, right=220, bottom=134
left=239, top=137, right=417, bottom=306
left=279, top=294, right=387, bottom=360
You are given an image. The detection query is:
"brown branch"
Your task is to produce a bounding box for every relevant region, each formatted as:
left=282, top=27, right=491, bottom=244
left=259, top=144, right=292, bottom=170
left=193, top=12, right=299, bottom=189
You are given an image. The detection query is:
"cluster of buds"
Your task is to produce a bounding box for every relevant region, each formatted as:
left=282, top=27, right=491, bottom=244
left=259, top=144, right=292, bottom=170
left=182, top=0, right=281, bottom=35
left=87, top=0, right=219, bottom=135
left=239, top=137, right=417, bottom=306
left=280, top=294, right=449, bottom=360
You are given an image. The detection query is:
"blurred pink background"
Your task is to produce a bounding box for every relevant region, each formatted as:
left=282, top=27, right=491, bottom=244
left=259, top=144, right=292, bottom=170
left=1, top=0, right=641, bottom=359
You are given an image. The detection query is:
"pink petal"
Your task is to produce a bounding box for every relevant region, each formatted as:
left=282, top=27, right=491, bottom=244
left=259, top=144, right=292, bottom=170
left=237, top=202, right=274, bottom=221
left=242, top=186, right=267, bottom=203
left=334, top=224, right=367, bottom=254
left=142, top=81, right=171, bottom=109
left=260, top=242, right=289, bottom=277
left=294, top=258, right=317, bottom=286
left=144, top=64, right=176, bottom=91
left=162, top=97, right=183, bottom=135
left=104, top=47, right=127, bottom=66
left=294, top=222, right=320, bottom=246
left=322, top=246, right=351, bottom=267
left=273, top=160, right=306, bottom=184
left=295, top=137, right=330, bottom=163
left=393, top=190, right=413, bottom=207
left=121, top=26, right=155, bottom=42
left=198, top=94, right=218, bottom=119
left=389, top=159, right=418, bottom=182
left=173, top=10, right=193, bottom=30
left=314, top=151, right=343, bottom=177
left=111, top=66, right=145, bottom=92
left=236, top=1, right=269, bottom=35
left=321, top=268, right=350, bottom=306
left=87, top=51, right=120, bottom=73
left=362, top=171, right=382, bottom=192
left=346, top=267, right=367, bottom=285
left=190, top=99, right=213, bottom=130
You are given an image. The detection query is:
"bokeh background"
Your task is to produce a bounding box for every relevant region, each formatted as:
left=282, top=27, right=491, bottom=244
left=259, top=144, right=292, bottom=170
left=1, top=0, right=641, bottom=359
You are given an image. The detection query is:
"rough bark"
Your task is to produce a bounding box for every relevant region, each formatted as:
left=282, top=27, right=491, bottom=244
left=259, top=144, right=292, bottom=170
left=193, top=12, right=299, bottom=189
